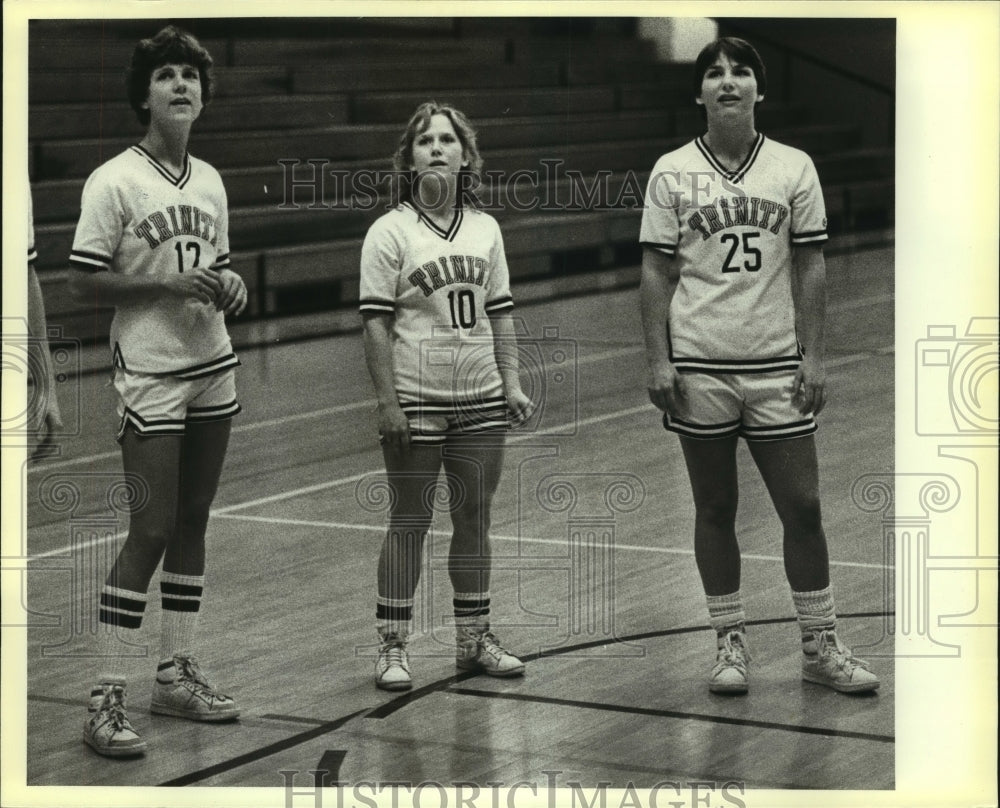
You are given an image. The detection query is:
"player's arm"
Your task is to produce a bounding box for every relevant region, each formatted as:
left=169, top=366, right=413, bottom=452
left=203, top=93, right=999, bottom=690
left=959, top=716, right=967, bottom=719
left=361, top=311, right=410, bottom=452
left=67, top=265, right=222, bottom=307
left=790, top=243, right=828, bottom=415
left=639, top=246, right=684, bottom=413
left=488, top=310, right=534, bottom=426
left=27, top=263, right=64, bottom=457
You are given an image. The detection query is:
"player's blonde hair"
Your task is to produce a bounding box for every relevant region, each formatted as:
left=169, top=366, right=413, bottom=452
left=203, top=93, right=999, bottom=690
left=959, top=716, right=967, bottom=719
left=390, top=102, right=484, bottom=209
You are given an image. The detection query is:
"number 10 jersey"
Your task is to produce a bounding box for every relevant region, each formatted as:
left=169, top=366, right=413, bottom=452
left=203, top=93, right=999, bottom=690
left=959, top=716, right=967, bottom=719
left=639, top=134, right=828, bottom=374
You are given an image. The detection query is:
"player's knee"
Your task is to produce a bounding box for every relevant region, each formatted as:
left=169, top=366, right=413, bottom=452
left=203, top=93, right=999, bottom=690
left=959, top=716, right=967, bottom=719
left=694, top=498, right=738, bottom=527
left=781, top=496, right=823, bottom=534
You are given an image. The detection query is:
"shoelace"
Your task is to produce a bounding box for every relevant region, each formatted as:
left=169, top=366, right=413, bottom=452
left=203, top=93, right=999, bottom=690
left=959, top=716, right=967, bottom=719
left=718, top=633, right=751, bottom=669
left=817, top=631, right=871, bottom=672
left=100, top=687, right=132, bottom=731
left=479, top=631, right=512, bottom=661
left=379, top=640, right=409, bottom=671
left=175, top=655, right=231, bottom=698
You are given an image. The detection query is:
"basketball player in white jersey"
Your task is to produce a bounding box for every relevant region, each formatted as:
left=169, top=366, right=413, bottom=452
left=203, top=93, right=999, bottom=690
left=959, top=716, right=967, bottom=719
left=640, top=38, right=878, bottom=695
left=360, top=102, right=534, bottom=690
left=68, top=26, right=247, bottom=756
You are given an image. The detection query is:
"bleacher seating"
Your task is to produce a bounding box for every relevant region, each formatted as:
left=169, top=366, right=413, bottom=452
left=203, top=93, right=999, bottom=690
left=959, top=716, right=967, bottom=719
left=28, top=18, right=894, bottom=342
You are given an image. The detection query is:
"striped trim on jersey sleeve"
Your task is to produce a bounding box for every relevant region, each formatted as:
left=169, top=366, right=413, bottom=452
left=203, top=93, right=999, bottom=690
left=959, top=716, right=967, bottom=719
left=69, top=249, right=112, bottom=272
left=791, top=229, right=829, bottom=246
left=359, top=297, right=396, bottom=315
left=484, top=294, right=514, bottom=315
left=639, top=241, right=677, bottom=257
left=210, top=252, right=232, bottom=271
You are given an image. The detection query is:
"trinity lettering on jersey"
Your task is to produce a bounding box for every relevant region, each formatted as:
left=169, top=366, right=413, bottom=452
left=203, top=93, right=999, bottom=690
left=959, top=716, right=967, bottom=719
left=408, top=254, right=488, bottom=297
left=133, top=204, right=218, bottom=249
left=688, top=195, right=789, bottom=241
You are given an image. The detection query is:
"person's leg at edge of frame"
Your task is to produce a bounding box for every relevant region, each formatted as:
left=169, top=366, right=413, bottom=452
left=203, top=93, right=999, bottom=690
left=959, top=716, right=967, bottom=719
left=445, top=435, right=524, bottom=678
left=84, top=428, right=182, bottom=757
left=748, top=436, right=879, bottom=694
left=374, top=443, right=439, bottom=690
left=679, top=434, right=751, bottom=694
left=152, top=418, right=240, bottom=722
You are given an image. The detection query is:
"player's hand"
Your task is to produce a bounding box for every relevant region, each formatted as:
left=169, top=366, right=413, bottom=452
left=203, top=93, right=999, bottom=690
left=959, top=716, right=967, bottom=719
left=378, top=401, right=411, bottom=454
left=162, top=267, right=222, bottom=306
left=215, top=269, right=248, bottom=316
left=28, top=408, right=64, bottom=461
left=792, top=355, right=827, bottom=415
left=506, top=388, right=536, bottom=427
left=647, top=360, right=686, bottom=414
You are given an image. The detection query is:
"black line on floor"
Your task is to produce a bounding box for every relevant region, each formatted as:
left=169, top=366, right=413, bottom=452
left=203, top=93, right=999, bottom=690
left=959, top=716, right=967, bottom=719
left=157, top=708, right=368, bottom=787
left=445, top=687, right=894, bottom=744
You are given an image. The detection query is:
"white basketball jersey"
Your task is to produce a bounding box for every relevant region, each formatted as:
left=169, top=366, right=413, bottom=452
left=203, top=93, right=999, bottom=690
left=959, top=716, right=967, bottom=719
left=640, top=134, right=828, bottom=373
left=70, top=146, right=236, bottom=378
left=359, top=203, right=514, bottom=403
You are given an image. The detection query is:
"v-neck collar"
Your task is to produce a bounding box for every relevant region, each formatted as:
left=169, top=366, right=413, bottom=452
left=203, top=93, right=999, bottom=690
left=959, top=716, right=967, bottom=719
left=404, top=202, right=464, bottom=242
left=132, top=144, right=192, bottom=189
left=695, top=133, right=765, bottom=184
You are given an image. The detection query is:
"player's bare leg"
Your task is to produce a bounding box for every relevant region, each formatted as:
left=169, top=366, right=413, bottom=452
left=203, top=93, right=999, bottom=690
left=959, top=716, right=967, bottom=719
left=374, top=444, right=440, bottom=689
left=85, top=429, right=182, bottom=756
left=748, top=435, right=878, bottom=693
left=443, top=434, right=523, bottom=677
left=152, top=418, right=239, bottom=722
left=679, top=435, right=750, bottom=693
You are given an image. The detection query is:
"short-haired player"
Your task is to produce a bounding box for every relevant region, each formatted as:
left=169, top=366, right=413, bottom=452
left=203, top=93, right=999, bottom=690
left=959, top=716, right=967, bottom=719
left=639, top=38, right=879, bottom=695
left=69, top=26, right=247, bottom=756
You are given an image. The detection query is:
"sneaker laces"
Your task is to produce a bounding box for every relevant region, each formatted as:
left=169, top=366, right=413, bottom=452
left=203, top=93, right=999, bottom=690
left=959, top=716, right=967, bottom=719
left=717, top=631, right=751, bottom=670
left=816, top=630, right=871, bottom=673
left=99, top=686, right=133, bottom=732
left=378, top=636, right=409, bottom=671
left=174, top=654, right=231, bottom=699
left=478, top=630, right=512, bottom=662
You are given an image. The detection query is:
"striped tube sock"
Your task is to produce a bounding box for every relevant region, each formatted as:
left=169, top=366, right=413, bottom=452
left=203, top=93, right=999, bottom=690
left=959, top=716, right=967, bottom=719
left=706, top=591, right=746, bottom=639
left=792, top=586, right=837, bottom=653
left=376, top=596, right=413, bottom=640
left=453, top=591, right=491, bottom=631
left=95, top=585, right=148, bottom=683
left=160, top=572, right=204, bottom=662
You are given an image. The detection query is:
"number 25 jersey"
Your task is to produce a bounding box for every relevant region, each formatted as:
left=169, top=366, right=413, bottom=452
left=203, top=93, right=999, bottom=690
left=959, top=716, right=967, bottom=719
left=69, top=145, right=236, bottom=378
left=639, top=134, right=828, bottom=374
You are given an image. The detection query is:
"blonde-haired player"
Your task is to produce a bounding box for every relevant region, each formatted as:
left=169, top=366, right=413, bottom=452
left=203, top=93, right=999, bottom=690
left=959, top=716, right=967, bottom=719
left=360, top=102, right=534, bottom=690
left=640, top=37, right=879, bottom=695
left=69, top=25, right=247, bottom=757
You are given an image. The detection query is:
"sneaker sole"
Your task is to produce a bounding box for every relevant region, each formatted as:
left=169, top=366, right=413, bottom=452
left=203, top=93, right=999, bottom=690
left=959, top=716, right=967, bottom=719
left=456, top=661, right=526, bottom=677
left=802, top=672, right=880, bottom=693
left=375, top=679, right=413, bottom=691
left=709, top=682, right=748, bottom=694
left=149, top=702, right=240, bottom=721
left=83, top=733, right=147, bottom=757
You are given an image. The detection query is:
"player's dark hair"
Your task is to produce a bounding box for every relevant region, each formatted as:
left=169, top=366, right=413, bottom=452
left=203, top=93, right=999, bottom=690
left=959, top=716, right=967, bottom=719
left=390, top=101, right=484, bottom=209
left=127, top=25, right=214, bottom=126
left=693, top=36, right=768, bottom=100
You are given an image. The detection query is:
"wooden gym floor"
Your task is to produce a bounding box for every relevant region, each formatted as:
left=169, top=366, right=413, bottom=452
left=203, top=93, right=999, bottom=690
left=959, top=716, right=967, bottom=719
left=20, top=242, right=894, bottom=790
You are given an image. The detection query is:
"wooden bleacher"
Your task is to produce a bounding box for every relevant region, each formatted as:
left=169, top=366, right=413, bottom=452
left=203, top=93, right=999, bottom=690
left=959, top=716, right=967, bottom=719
left=28, top=18, right=893, bottom=340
